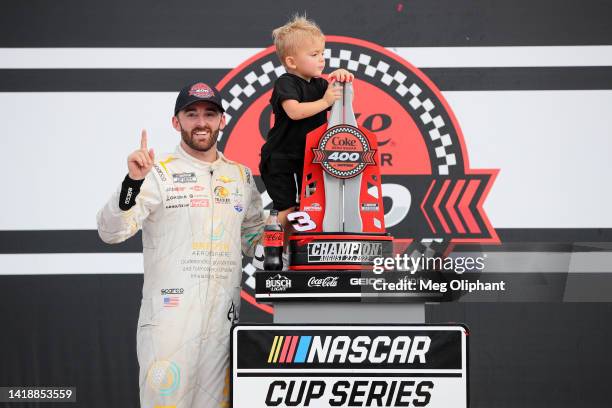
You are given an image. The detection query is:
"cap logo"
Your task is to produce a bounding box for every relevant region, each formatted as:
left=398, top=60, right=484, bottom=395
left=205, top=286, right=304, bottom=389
left=188, top=83, right=214, bottom=98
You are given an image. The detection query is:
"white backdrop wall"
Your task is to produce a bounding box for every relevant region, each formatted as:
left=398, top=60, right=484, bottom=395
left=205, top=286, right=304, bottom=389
left=1, top=48, right=612, bottom=232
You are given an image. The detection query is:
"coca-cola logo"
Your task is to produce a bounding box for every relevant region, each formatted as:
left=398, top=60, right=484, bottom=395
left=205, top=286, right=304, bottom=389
left=263, top=231, right=284, bottom=247
left=331, top=136, right=357, bottom=147
left=307, top=276, right=339, bottom=288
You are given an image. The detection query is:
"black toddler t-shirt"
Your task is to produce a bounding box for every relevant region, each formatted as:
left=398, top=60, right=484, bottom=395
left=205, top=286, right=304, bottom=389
left=260, top=73, right=329, bottom=173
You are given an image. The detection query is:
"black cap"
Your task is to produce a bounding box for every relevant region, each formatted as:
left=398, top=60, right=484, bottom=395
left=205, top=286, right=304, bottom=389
left=174, top=82, right=225, bottom=115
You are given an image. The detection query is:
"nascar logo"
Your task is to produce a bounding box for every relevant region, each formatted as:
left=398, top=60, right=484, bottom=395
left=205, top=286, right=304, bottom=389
left=267, top=335, right=431, bottom=364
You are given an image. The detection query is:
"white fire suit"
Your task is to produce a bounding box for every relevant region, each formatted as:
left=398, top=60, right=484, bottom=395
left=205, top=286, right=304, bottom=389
left=97, top=145, right=264, bottom=408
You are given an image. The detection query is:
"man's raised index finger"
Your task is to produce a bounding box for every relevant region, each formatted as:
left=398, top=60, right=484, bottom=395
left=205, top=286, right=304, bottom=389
left=140, top=129, right=148, bottom=150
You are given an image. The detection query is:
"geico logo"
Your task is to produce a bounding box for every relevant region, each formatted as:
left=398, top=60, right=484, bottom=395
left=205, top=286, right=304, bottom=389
left=306, top=335, right=431, bottom=364
left=309, top=242, right=381, bottom=257
left=350, top=277, right=384, bottom=286
left=331, top=136, right=356, bottom=147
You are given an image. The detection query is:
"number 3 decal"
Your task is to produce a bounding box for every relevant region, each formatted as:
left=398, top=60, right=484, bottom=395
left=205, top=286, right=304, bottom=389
left=287, top=211, right=317, bottom=232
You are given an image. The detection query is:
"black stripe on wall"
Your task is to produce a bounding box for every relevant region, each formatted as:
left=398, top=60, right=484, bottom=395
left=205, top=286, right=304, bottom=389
left=1, top=0, right=611, bottom=47
left=0, top=229, right=610, bottom=254
left=1, top=67, right=611, bottom=92
left=0, top=69, right=228, bottom=92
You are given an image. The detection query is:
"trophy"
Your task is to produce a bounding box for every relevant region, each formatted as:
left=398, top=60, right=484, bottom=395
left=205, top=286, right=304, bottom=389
left=288, top=82, right=394, bottom=270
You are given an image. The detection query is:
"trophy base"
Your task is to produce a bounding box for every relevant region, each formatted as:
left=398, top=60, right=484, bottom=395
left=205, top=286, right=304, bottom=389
left=288, top=232, right=393, bottom=270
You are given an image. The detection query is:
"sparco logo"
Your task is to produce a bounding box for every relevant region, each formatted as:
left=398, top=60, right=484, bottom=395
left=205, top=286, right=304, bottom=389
left=265, top=274, right=292, bottom=292
left=153, top=164, right=167, bottom=182
left=307, top=276, right=339, bottom=288
left=161, top=288, right=184, bottom=295
left=124, top=187, right=134, bottom=205
left=308, top=242, right=382, bottom=263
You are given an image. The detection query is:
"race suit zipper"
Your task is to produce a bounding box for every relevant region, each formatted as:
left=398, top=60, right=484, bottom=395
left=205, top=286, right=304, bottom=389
left=209, top=167, right=214, bottom=277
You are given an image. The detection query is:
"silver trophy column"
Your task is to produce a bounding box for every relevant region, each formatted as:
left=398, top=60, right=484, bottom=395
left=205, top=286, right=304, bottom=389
left=322, top=82, right=363, bottom=233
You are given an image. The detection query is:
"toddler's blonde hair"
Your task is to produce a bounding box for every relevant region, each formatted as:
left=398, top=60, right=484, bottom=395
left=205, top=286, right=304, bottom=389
left=272, top=15, right=325, bottom=66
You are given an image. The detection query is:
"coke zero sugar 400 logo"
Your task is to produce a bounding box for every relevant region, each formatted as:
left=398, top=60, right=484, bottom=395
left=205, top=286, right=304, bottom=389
left=215, top=37, right=498, bottom=313
left=313, top=125, right=376, bottom=179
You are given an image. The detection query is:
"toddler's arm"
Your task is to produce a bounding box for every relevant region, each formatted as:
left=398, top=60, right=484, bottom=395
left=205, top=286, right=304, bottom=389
left=281, top=84, right=342, bottom=120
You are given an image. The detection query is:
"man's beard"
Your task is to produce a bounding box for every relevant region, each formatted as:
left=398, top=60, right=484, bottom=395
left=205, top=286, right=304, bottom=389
left=181, top=126, right=219, bottom=152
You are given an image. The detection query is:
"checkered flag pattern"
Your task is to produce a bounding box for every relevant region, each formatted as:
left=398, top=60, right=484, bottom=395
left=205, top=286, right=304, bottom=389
left=242, top=263, right=257, bottom=290
left=325, top=48, right=457, bottom=175
left=218, top=60, right=287, bottom=141
left=220, top=47, right=459, bottom=260
left=405, top=238, right=447, bottom=260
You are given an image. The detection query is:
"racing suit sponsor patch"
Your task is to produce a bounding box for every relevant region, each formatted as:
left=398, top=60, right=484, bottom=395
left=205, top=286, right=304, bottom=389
left=172, top=172, right=197, bottom=183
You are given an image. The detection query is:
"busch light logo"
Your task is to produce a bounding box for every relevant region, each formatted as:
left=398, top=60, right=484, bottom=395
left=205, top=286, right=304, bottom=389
left=266, top=274, right=292, bottom=292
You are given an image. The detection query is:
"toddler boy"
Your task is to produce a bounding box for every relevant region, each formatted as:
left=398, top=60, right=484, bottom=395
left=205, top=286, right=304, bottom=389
left=259, top=15, right=354, bottom=252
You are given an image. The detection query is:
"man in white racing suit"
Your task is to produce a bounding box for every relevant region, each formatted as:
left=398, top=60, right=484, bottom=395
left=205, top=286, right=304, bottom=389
left=97, top=81, right=265, bottom=408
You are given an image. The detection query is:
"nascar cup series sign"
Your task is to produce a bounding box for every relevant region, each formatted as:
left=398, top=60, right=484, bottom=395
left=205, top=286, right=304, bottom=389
left=232, top=325, right=468, bottom=408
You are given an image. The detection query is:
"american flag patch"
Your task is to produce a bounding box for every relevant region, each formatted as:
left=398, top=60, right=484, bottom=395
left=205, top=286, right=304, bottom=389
left=163, top=296, right=180, bottom=307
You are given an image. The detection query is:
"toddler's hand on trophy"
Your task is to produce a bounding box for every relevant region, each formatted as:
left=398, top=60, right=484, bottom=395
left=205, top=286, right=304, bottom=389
left=329, top=69, right=354, bottom=82
left=323, top=82, right=343, bottom=107
left=127, top=130, right=155, bottom=180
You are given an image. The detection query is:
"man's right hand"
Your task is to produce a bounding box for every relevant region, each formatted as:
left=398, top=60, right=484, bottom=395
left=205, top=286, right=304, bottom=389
left=127, top=130, right=155, bottom=180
